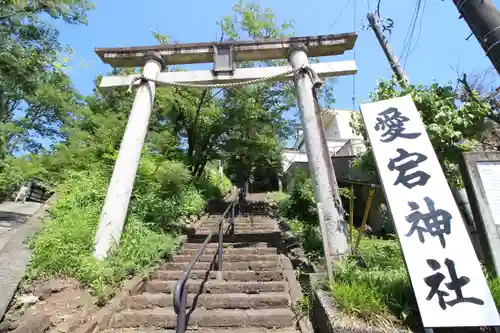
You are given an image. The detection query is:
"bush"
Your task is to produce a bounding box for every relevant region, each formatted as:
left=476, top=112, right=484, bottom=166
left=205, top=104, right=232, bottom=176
left=132, top=159, right=205, bottom=231
left=285, top=174, right=317, bottom=223
left=195, top=168, right=233, bottom=200
left=26, top=157, right=209, bottom=304
left=0, top=156, right=46, bottom=201
left=486, top=271, right=500, bottom=312
left=267, top=191, right=290, bottom=211
left=270, top=173, right=323, bottom=262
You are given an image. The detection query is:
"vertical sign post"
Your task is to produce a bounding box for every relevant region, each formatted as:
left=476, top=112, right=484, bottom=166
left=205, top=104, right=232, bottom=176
left=360, top=95, right=500, bottom=328
left=460, top=152, right=500, bottom=276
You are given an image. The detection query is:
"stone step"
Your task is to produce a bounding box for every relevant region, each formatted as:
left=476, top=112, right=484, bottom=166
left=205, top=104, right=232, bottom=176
left=172, top=254, right=278, bottom=263
left=196, top=229, right=278, bottom=235
left=188, top=233, right=280, bottom=244
left=152, top=270, right=284, bottom=281
left=202, top=216, right=275, bottom=221
left=104, top=328, right=299, bottom=333
left=201, top=220, right=276, bottom=225
left=198, top=225, right=277, bottom=230
left=199, top=221, right=274, bottom=226
left=110, top=308, right=295, bottom=329
left=144, top=280, right=286, bottom=294
left=179, top=247, right=277, bottom=256
left=163, top=261, right=279, bottom=271
left=197, top=225, right=278, bottom=230
left=182, top=242, right=270, bottom=249
left=124, top=292, right=290, bottom=309
left=202, top=215, right=272, bottom=220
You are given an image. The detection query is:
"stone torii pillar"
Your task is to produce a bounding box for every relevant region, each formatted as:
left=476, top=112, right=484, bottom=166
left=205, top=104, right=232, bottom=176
left=93, top=52, right=165, bottom=260
left=288, top=44, right=349, bottom=259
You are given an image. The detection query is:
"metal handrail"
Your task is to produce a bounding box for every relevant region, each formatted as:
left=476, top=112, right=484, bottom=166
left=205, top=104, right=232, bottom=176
left=173, top=189, right=239, bottom=333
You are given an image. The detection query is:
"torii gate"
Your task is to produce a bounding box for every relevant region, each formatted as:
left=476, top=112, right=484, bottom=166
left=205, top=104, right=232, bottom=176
left=93, top=33, right=358, bottom=261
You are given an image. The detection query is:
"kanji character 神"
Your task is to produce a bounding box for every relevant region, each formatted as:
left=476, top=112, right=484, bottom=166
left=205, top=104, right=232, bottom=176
left=405, top=196, right=451, bottom=248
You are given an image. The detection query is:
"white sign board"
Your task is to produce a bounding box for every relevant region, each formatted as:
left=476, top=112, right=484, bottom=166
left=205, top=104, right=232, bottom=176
left=477, top=161, right=500, bottom=226
left=360, top=95, right=500, bottom=328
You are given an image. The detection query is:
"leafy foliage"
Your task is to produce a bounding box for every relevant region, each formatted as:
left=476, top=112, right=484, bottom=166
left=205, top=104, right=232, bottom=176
left=26, top=156, right=231, bottom=302
left=269, top=171, right=351, bottom=263
left=26, top=166, right=178, bottom=304
left=351, top=77, right=492, bottom=187
left=0, top=0, right=93, bottom=157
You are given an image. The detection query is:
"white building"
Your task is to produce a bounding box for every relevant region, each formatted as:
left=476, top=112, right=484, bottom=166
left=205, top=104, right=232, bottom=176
left=282, top=109, right=366, bottom=173
left=281, top=109, right=397, bottom=234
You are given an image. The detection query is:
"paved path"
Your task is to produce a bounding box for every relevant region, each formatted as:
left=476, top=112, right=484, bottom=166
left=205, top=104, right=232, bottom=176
left=0, top=200, right=46, bottom=320
left=0, top=201, right=42, bottom=252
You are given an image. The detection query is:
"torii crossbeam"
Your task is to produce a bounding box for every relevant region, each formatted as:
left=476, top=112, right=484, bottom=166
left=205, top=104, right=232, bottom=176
left=93, top=33, right=358, bottom=261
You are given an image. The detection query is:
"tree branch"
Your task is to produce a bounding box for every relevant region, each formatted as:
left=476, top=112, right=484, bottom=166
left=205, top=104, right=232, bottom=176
left=188, top=89, right=208, bottom=159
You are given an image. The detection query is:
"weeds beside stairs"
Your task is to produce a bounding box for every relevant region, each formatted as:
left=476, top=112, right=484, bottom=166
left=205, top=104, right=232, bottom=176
left=83, top=194, right=311, bottom=333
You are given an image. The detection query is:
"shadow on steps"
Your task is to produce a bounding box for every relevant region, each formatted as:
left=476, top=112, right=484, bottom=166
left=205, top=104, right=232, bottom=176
left=204, top=198, right=230, bottom=215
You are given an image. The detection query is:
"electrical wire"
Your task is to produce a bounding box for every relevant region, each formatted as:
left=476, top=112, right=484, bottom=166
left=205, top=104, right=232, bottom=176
left=399, top=1, right=421, bottom=61
left=328, top=0, right=354, bottom=33
left=399, top=0, right=425, bottom=69
left=399, top=2, right=418, bottom=59
left=403, top=0, right=427, bottom=69
left=404, top=0, right=427, bottom=68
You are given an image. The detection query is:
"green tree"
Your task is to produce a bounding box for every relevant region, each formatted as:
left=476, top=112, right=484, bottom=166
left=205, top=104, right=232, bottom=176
left=217, top=1, right=339, bottom=187
left=0, top=1, right=94, bottom=195
left=148, top=2, right=304, bottom=181
left=0, top=0, right=94, bottom=155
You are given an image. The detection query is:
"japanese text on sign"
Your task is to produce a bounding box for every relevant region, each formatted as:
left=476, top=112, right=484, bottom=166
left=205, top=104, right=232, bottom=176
left=360, top=95, right=499, bottom=328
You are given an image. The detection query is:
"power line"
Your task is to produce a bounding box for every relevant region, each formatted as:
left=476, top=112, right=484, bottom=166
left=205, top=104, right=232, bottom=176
left=399, top=1, right=421, bottom=61
left=399, top=0, right=426, bottom=69
left=403, top=0, right=427, bottom=69
left=328, top=0, right=354, bottom=33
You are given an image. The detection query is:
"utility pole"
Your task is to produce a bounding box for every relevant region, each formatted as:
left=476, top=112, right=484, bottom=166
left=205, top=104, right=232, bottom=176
left=288, top=44, right=350, bottom=259
left=452, top=0, right=500, bottom=75
left=367, top=11, right=409, bottom=83
left=367, top=9, right=479, bottom=260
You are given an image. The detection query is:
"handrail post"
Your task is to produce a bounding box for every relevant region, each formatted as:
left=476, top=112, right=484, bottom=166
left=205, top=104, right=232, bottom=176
left=231, top=204, right=235, bottom=234
left=173, top=192, right=237, bottom=328
left=175, top=283, right=187, bottom=333
left=216, top=217, right=224, bottom=280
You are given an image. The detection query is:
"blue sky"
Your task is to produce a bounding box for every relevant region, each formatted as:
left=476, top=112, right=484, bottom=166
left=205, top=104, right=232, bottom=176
left=54, top=0, right=498, bottom=112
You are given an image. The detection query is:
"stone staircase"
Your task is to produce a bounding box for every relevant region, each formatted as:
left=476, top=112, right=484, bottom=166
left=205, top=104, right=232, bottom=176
left=100, top=195, right=304, bottom=333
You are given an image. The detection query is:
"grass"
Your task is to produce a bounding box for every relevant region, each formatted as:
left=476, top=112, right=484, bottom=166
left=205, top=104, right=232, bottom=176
left=324, top=235, right=416, bottom=329
left=324, top=235, right=500, bottom=330
left=25, top=168, right=180, bottom=305
left=25, top=160, right=230, bottom=305
left=267, top=191, right=290, bottom=209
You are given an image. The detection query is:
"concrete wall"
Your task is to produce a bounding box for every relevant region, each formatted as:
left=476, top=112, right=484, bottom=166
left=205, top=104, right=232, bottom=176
left=330, top=109, right=363, bottom=139
left=324, top=116, right=341, bottom=138
left=282, top=150, right=309, bottom=173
